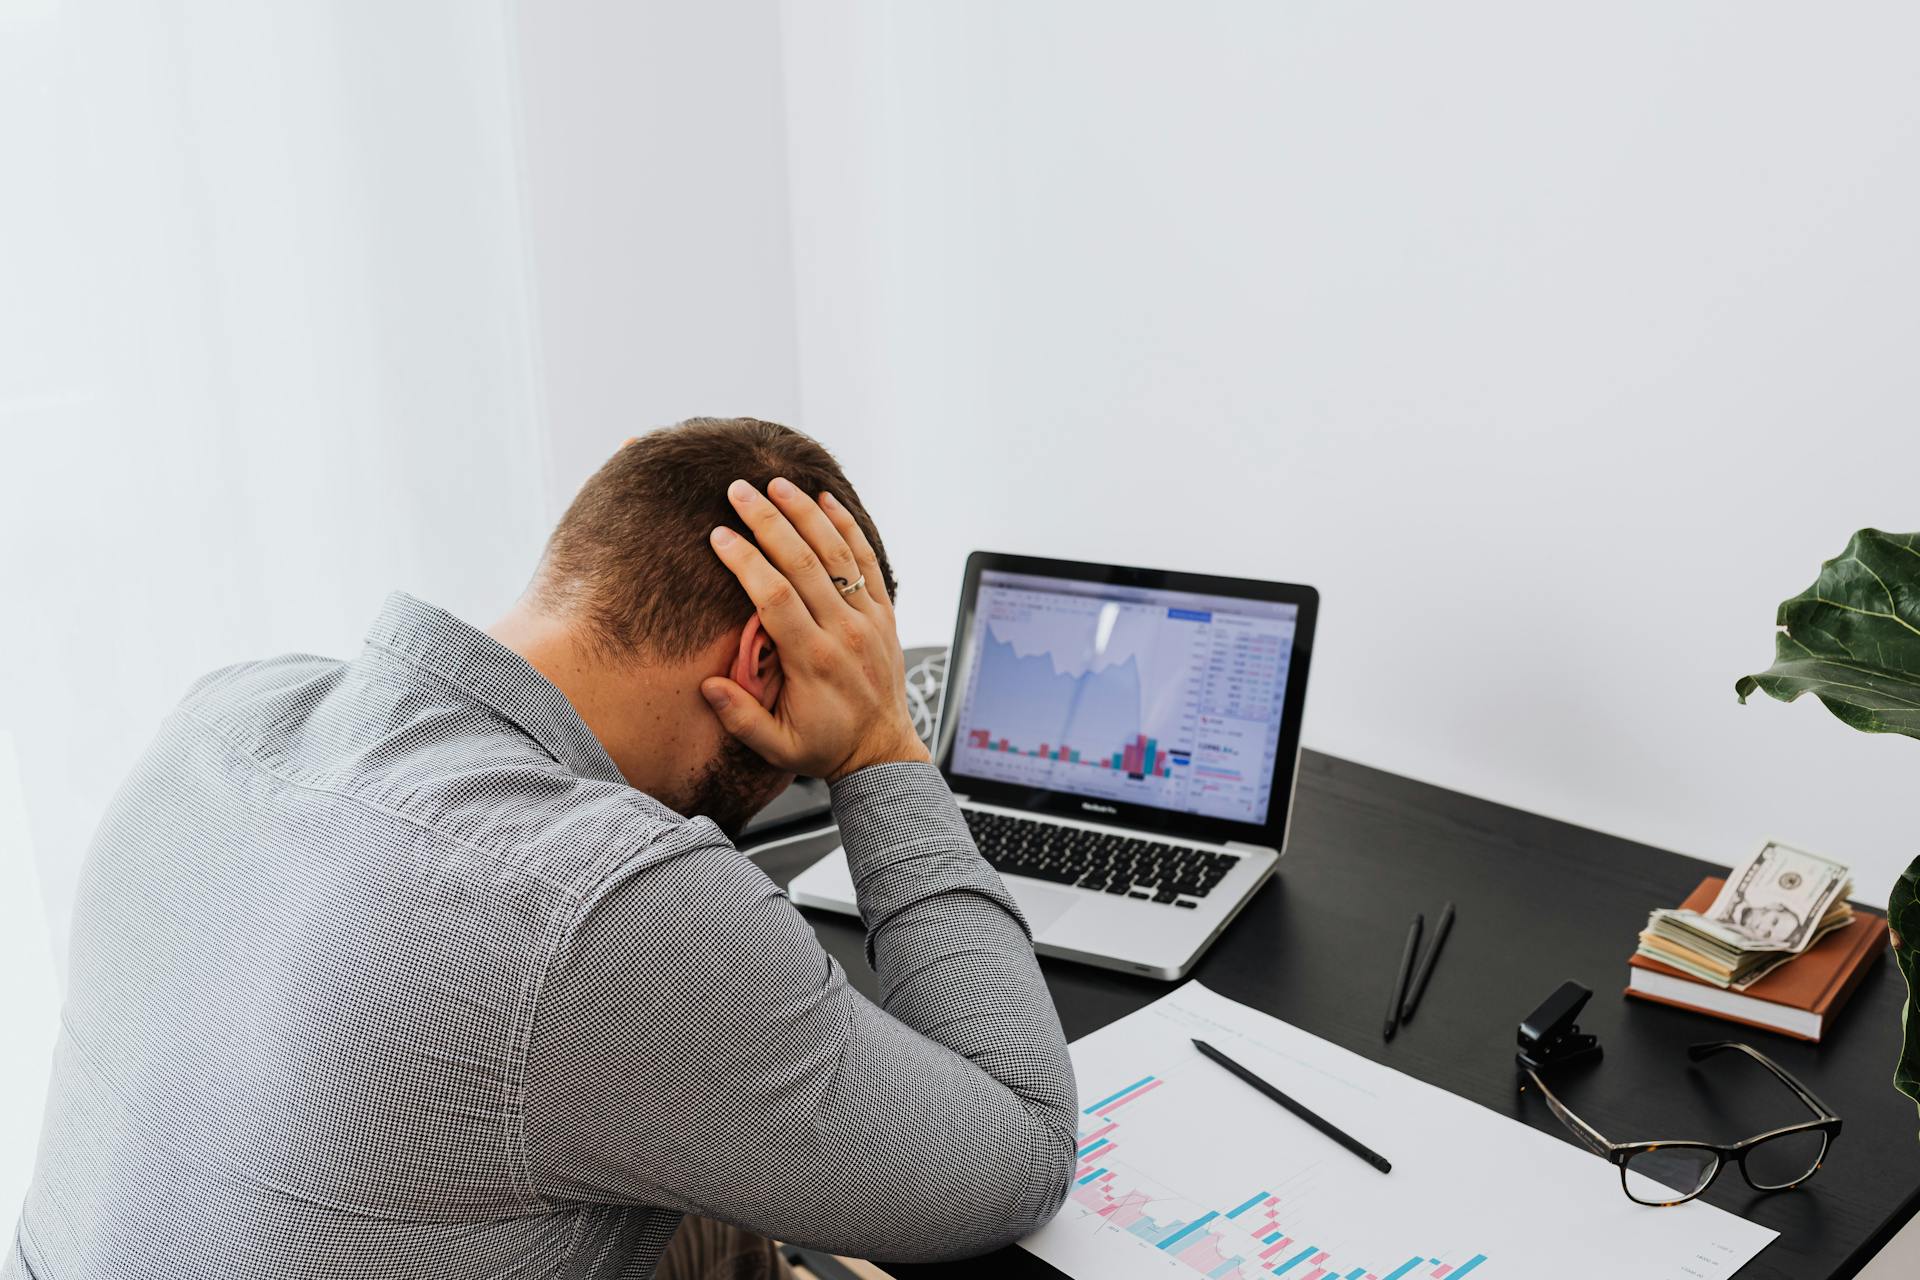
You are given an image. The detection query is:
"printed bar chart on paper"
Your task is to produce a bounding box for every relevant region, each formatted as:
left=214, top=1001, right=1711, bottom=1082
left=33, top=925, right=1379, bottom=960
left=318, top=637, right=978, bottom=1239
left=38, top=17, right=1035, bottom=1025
left=1065, top=1083, right=1487, bottom=1280
left=1021, top=984, right=1776, bottom=1280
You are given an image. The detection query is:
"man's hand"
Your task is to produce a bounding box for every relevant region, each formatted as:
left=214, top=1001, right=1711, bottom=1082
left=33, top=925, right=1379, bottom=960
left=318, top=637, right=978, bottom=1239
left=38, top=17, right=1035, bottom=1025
left=700, top=478, right=931, bottom=782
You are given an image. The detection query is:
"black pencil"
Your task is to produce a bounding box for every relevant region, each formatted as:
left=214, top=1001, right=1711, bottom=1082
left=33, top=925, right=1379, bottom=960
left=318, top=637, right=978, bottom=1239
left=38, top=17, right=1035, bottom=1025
left=1384, top=913, right=1423, bottom=1041
left=1191, top=1038, right=1392, bottom=1174
left=1399, top=901, right=1455, bottom=1024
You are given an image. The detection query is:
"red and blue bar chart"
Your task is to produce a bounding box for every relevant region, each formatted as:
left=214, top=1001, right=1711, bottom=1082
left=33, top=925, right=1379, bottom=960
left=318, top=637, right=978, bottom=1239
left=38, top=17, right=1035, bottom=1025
left=1067, top=1075, right=1488, bottom=1280
left=965, top=728, right=1181, bottom=779
left=1027, top=980, right=1776, bottom=1280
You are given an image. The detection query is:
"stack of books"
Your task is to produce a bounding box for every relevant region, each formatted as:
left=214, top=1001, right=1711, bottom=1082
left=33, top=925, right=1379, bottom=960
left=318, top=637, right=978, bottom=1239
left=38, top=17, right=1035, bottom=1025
left=1626, top=876, right=1887, bottom=1041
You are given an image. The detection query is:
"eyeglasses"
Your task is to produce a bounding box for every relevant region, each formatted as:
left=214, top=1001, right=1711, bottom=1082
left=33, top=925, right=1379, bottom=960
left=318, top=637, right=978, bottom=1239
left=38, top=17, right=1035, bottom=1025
left=1521, top=1041, right=1842, bottom=1206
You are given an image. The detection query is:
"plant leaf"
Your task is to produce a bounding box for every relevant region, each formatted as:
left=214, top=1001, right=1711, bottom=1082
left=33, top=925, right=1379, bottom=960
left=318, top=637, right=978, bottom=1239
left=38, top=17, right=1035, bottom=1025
left=1734, top=529, right=1920, bottom=735
left=1894, top=860, right=1920, bottom=1122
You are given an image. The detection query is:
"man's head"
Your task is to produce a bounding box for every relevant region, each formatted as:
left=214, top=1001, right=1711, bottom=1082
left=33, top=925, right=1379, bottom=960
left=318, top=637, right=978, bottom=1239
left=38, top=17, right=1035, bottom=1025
left=497, top=417, right=897, bottom=836
left=535, top=418, right=897, bottom=663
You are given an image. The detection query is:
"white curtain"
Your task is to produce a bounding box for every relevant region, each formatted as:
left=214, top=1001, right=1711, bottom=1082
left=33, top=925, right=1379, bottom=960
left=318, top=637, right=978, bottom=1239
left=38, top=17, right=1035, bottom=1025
left=0, top=1, right=553, bottom=983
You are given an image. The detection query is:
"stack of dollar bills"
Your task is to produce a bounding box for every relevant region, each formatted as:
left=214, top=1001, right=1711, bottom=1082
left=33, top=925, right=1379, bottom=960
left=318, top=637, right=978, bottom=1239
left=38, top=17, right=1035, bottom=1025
left=1637, top=842, right=1853, bottom=991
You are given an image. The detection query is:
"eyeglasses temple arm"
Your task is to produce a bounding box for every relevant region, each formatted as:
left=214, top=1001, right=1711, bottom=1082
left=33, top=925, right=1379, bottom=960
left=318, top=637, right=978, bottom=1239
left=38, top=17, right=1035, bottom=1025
left=1524, top=1068, right=1616, bottom=1157
left=1686, top=1041, right=1839, bottom=1120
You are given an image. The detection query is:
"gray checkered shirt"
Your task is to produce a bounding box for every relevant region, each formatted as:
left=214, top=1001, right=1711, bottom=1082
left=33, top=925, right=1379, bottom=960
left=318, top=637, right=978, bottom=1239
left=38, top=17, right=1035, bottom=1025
left=9, top=593, right=1076, bottom=1279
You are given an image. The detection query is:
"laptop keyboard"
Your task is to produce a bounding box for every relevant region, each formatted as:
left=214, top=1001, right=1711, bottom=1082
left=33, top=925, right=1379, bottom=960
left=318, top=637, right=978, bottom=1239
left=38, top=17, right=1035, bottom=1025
left=962, top=809, right=1237, bottom=907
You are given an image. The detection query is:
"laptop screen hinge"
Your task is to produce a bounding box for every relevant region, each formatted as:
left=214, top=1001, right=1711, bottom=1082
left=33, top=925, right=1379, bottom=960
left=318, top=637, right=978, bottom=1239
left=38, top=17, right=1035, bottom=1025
left=1225, top=840, right=1276, bottom=855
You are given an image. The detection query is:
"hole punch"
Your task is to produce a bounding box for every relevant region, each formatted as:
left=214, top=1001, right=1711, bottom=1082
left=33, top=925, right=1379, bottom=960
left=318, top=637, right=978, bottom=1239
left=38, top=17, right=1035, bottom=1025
left=1517, top=980, right=1604, bottom=1072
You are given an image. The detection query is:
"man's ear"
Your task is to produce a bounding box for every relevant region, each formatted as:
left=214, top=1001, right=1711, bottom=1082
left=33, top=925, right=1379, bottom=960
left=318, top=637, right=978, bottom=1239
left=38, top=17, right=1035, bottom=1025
left=729, top=614, right=782, bottom=711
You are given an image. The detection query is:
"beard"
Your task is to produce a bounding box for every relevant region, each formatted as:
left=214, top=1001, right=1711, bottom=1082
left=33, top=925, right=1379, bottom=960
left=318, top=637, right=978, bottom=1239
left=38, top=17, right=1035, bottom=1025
left=683, top=733, right=793, bottom=841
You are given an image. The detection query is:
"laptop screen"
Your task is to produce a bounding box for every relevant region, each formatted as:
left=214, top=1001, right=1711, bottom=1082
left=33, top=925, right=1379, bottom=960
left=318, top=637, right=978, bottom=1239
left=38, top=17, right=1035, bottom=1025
left=946, top=568, right=1301, bottom=826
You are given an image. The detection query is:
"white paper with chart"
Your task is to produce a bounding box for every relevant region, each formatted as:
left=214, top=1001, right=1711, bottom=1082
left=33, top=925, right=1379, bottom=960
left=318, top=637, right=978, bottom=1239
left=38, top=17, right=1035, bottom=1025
left=1020, top=983, right=1775, bottom=1280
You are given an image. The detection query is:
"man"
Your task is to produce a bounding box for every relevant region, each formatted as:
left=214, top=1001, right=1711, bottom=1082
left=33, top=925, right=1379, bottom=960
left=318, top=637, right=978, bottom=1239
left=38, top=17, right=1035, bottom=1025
left=9, top=418, right=1078, bottom=1279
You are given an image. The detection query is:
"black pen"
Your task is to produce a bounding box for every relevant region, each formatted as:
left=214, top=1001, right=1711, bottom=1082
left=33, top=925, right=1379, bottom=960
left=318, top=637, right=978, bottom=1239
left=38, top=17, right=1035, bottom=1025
left=1384, top=913, right=1422, bottom=1041
left=1191, top=1038, right=1392, bottom=1174
left=1399, top=901, right=1455, bottom=1025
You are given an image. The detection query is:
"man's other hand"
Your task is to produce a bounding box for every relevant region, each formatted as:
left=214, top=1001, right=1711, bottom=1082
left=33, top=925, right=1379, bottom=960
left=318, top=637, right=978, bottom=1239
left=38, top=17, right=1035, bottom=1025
left=701, top=478, right=931, bottom=782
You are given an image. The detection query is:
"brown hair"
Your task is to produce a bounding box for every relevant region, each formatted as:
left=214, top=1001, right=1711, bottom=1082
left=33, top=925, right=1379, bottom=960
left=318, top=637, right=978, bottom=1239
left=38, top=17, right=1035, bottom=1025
left=532, top=417, right=896, bottom=661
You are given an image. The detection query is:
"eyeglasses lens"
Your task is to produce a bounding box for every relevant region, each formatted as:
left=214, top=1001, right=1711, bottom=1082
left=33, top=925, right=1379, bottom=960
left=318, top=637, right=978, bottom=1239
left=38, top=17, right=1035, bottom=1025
left=1742, top=1129, right=1827, bottom=1190
left=1622, top=1146, right=1719, bottom=1205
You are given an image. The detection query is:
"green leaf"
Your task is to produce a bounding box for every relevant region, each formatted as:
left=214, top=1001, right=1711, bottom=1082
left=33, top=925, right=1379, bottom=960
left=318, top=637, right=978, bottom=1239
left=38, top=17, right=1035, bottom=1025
left=1735, top=529, right=1920, bottom=1128
left=1734, top=529, right=1920, bottom=736
left=1895, top=861, right=1920, bottom=1120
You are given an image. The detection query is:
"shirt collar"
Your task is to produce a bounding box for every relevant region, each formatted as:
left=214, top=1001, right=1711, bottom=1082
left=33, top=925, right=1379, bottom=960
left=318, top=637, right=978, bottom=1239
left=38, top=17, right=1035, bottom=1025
left=361, top=591, right=626, bottom=786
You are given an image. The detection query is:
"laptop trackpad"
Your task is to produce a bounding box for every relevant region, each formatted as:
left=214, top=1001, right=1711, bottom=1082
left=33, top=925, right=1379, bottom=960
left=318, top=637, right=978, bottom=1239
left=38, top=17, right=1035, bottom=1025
left=1012, top=883, right=1079, bottom=935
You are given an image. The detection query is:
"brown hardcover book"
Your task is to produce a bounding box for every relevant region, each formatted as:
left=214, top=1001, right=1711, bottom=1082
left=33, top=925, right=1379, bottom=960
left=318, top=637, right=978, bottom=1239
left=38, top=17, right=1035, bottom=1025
left=1625, top=877, right=1888, bottom=1042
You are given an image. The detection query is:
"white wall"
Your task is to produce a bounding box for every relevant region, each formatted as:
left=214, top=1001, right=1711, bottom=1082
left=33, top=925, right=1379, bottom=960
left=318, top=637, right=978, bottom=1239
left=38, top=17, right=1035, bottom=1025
left=0, top=1, right=552, bottom=973
left=17, top=3, right=1911, bottom=942
left=772, top=2, right=1920, bottom=902
left=514, top=0, right=803, bottom=507
left=0, top=733, right=60, bottom=1225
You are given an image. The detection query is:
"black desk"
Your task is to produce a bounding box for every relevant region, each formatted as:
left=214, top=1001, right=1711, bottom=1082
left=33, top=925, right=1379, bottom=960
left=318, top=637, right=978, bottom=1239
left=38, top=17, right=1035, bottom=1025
left=755, top=751, right=1920, bottom=1280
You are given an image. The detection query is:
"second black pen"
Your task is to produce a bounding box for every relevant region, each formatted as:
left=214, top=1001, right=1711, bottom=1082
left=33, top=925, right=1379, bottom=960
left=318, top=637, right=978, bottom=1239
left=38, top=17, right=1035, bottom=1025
left=1383, top=913, right=1423, bottom=1041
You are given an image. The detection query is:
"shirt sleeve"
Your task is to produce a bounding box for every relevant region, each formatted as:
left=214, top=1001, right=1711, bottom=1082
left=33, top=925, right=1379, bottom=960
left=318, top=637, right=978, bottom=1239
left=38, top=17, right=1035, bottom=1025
left=521, top=762, right=1078, bottom=1263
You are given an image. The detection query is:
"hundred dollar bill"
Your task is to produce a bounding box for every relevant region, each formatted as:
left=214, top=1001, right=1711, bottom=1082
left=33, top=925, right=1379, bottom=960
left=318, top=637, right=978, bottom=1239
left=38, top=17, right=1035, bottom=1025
left=1696, top=841, right=1850, bottom=954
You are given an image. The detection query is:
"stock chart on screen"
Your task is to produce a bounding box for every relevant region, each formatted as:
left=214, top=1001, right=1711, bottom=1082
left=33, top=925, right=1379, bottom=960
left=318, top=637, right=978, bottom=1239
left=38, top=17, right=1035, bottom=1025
left=949, top=571, right=1298, bottom=824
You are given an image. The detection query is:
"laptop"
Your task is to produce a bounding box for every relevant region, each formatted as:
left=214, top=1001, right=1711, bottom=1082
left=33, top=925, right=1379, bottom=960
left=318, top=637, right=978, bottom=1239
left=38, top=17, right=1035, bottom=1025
left=789, top=552, right=1318, bottom=980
